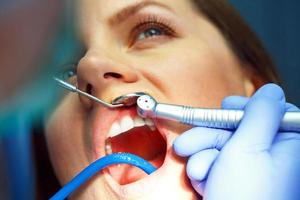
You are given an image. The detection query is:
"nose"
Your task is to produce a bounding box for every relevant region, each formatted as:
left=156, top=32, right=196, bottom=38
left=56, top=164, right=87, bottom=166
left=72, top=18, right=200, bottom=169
left=77, top=50, right=139, bottom=108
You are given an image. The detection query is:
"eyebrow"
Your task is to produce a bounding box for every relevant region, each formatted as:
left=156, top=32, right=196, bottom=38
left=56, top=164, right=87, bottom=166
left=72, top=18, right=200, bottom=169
left=108, top=1, right=174, bottom=26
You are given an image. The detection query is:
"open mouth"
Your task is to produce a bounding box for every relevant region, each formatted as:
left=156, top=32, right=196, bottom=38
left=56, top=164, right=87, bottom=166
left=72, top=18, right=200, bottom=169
left=105, top=115, right=167, bottom=185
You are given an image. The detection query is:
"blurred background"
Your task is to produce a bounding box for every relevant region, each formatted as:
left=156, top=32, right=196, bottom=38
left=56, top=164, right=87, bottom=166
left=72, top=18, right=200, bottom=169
left=0, top=0, right=299, bottom=199
left=230, top=0, right=300, bottom=105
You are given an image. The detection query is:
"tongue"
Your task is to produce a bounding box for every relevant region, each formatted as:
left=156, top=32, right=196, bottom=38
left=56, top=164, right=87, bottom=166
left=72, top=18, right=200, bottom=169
left=107, top=126, right=166, bottom=185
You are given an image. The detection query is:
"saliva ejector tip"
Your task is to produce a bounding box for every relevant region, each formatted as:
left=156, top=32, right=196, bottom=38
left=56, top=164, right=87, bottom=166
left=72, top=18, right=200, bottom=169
left=136, top=95, right=157, bottom=118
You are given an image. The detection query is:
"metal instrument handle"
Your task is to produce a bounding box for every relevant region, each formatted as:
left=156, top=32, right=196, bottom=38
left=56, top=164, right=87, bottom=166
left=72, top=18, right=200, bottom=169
left=154, top=103, right=300, bottom=132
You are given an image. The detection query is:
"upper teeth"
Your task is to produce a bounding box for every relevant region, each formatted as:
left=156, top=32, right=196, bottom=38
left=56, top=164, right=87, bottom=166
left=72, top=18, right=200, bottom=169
left=107, top=116, right=156, bottom=138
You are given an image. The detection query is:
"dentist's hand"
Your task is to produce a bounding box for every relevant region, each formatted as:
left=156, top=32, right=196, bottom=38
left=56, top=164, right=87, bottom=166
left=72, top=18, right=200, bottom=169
left=173, top=84, right=300, bottom=200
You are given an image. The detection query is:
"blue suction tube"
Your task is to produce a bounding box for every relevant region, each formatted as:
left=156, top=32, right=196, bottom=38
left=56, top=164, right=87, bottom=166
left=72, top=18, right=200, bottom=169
left=50, top=153, right=157, bottom=200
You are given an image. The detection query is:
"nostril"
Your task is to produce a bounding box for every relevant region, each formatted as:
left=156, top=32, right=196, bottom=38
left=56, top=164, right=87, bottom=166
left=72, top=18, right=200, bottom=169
left=103, top=72, right=122, bottom=79
left=86, top=83, right=92, bottom=95
left=78, top=83, right=93, bottom=109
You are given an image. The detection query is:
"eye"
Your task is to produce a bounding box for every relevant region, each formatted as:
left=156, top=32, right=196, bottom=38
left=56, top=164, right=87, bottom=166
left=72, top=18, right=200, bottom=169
left=137, top=27, right=164, bottom=41
left=129, top=15, right=176, bottom=47
left=56, top=63, right=78, bottom=85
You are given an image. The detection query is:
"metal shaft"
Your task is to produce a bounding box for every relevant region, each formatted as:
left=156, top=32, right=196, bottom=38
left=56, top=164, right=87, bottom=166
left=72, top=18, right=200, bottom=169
left=136, top=95, right=300, bottom=132
left=154, top=103, right=300, bottom=132
left=53, top=77, right=143, bottom=108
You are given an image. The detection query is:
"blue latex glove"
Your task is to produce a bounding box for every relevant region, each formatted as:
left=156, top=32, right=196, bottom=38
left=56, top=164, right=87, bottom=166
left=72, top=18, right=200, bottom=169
left=173, top=84, right=300, bottom=200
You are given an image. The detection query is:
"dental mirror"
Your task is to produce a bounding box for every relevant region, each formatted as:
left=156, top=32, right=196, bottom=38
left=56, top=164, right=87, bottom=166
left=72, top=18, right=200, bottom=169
left=54, top=77, right=146, bottom=108
left=111, top=92, right=147, bottom=106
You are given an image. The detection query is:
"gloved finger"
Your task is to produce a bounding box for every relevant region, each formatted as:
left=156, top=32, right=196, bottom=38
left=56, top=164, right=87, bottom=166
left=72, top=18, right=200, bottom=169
left=229, top=84, right=286, bottom=149
left=272, top=132, right=300, bottom=149
left=187, top=149, right=219, bottom=181
left=286, top=103, right=299, bottom=111
left=222, top=96, right=296, bottom=111
left=191, top=180, right=206, bottom=196
left=221, top=96, right=248, bottom=109
left=173, top=127, right=232, bottom=157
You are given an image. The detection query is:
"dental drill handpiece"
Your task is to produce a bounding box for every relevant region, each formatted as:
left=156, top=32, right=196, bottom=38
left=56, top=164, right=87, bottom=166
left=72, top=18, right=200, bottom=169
left=136, top=95, right=300, bottom=132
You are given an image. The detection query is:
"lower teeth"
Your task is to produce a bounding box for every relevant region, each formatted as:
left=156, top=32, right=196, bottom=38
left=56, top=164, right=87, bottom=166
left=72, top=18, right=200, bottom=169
left=105, top=126, right=156, bottom=156
left=149, top=126, right=156, bottom=131
left=105, top=139, right=112, bottom=155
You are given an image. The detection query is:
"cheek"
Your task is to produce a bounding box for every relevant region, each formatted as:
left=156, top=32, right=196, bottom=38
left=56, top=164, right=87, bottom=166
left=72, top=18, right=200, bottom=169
left=143, top=40, right=246, bottom=107
left=45, top=95, right=90, bottom=184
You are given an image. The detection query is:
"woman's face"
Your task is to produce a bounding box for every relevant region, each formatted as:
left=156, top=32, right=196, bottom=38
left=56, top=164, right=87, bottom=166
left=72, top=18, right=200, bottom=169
left=46, top=0, right=255, bottom=199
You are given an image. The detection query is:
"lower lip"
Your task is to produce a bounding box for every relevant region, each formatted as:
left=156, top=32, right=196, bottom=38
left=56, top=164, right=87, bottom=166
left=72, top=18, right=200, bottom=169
left=102, top=126, right=172, bottom=198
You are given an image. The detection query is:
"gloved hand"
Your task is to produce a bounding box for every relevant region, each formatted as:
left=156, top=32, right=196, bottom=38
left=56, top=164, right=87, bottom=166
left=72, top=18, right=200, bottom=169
left=173, top=84, right=300, bottom=200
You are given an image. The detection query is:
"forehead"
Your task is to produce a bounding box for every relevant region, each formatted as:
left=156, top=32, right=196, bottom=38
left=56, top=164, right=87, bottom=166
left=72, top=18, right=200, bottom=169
left=78, top=0, right=195, bottom=21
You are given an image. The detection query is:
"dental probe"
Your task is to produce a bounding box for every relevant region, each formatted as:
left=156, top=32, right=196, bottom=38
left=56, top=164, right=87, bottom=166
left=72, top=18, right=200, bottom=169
left=137, top=95, right=300, bottom=132
left=54, top=77, right=146, bottom=108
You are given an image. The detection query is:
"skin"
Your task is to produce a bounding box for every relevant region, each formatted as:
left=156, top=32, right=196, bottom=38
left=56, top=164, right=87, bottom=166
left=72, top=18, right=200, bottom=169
left=46, top=0, right=257, bottom=199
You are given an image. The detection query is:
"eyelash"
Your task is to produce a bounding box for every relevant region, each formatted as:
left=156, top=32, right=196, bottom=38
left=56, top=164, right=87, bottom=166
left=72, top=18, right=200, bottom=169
left=129, top=14, right=177, bottom=46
